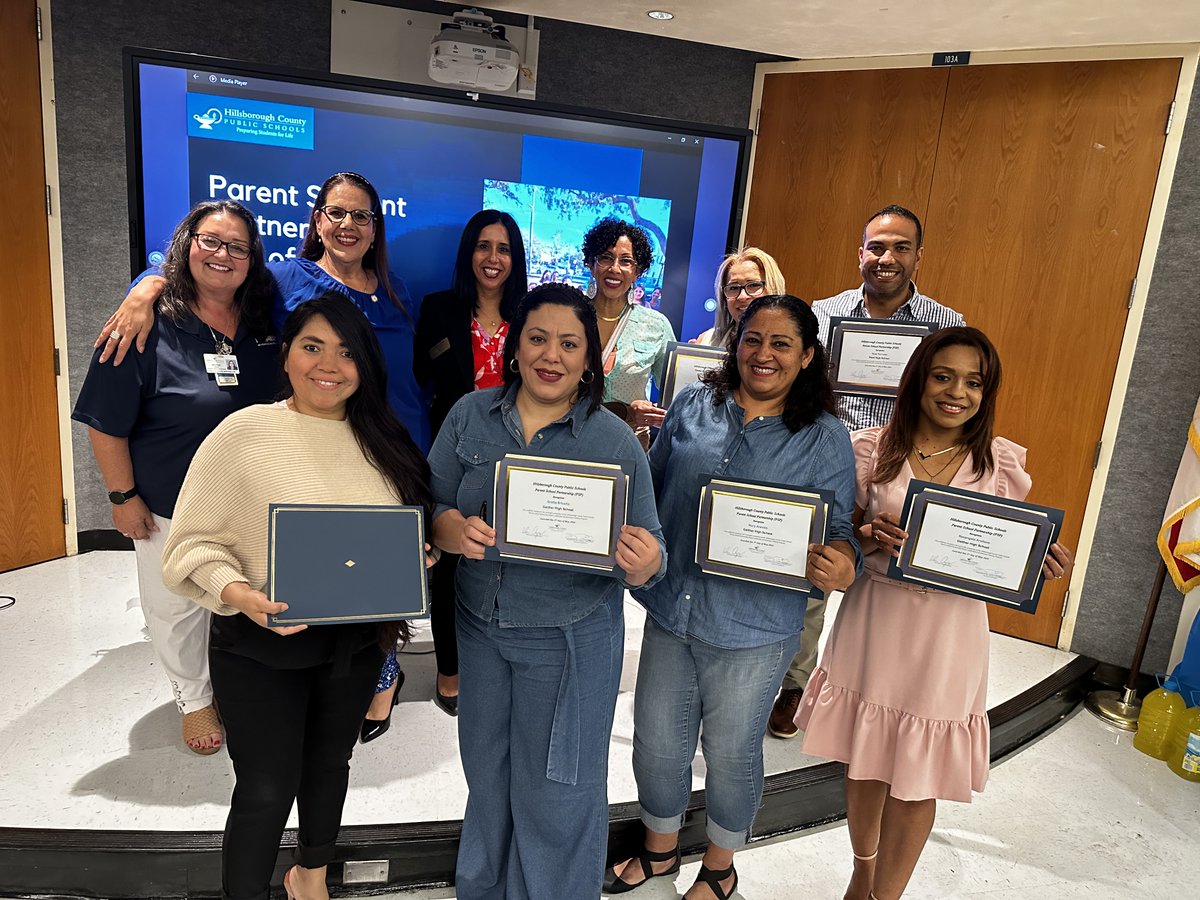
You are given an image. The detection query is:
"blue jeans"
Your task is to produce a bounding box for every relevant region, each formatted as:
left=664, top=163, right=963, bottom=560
left=455, top=595, right=623, bottom=900
left=632, top=615, right=800, bottom=850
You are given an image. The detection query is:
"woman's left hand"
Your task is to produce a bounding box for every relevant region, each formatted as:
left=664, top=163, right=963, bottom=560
left=1042, top=542, right=1074, bottom=582
left=617, top=525, right=662, bottom=587
left=807, top=543, right=857, bottom=593
left=628, top=399, right=667, bottom=430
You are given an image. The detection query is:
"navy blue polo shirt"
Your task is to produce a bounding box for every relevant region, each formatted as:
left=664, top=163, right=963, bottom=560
left=73, top=308, right=280, bottom=519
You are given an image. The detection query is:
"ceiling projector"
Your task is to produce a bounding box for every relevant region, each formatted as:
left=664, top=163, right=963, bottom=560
left=429, top=8, right=520, bottom=91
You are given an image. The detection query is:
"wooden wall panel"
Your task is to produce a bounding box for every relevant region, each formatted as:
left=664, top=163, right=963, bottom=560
left=744, top=68, right=948, bottom=303
left=921, top=59, right=1180, bottom=643
left=0, top=2, right=66, bottom=571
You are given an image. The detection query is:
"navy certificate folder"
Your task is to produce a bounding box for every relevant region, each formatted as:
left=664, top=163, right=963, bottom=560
left=267, top=503, right=429, bottom=626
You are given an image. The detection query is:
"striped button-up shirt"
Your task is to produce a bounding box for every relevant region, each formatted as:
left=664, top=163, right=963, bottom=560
left=812, top=283, right=965, bottom=431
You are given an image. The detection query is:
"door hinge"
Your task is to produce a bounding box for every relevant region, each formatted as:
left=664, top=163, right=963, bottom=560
left=754, top=107, right=761, bottom=135
left=54, top=347, right=61, bottom=376
left=1127, top=276, right=1137, bottom=310
left=45, top=184, right=52, bottom=216
left=62, top=499, right=70, bottom=525
left=1092, top=439, right=1103, bottom=470
left=1166, top=100, right=1176, bottom=135
left=36, top=6, right=43, bottom=41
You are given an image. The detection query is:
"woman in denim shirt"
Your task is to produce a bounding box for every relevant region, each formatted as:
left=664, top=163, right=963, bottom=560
left=606, top=295, right=861, bottom=900
left=428, top=283, right=667, bottom=900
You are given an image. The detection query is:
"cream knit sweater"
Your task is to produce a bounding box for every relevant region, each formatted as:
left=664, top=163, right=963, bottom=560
left=162, top=401, right=401, bottom=615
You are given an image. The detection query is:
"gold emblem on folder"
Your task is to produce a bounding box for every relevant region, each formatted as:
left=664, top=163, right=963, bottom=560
left=344, top=560, right=356, bottom=568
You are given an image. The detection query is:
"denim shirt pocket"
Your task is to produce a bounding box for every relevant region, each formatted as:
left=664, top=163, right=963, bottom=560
left=453, top=435, right=508, bottom=515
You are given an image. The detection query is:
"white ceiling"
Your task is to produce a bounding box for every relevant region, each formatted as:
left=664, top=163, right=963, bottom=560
left=475, top=1, right=1200, bottom=59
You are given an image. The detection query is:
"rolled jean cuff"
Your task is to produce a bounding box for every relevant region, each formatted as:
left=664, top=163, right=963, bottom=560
left=639, top=805, right=685, bottom=836
left=294, top=837, right=337, bottom=870
left=706, top=814, right=750, bottom=852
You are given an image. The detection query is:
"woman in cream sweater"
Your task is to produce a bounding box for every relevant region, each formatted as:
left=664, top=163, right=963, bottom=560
left=162, top=293, right=432, bottom=900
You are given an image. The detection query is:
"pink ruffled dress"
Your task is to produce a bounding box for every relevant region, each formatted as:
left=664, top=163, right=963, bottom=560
left=795, top=427, right=1032, bottom=802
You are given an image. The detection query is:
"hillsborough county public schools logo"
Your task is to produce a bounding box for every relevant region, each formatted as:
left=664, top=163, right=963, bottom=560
left=193, top=108, right=223, bottom=130
left=186, top=94, right=314, bottom=150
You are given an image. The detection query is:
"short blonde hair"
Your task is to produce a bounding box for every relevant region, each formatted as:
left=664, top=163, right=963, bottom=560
left=711, top=248, right=786, bottom=346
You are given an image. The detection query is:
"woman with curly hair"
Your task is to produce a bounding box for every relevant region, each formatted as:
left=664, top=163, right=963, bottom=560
left=606, top=295, right=861, bottom=899
left=581, top=217, right=676, bottom=444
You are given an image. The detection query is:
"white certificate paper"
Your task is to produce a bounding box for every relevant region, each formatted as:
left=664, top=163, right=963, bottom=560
left=671, top=355, right=721, bottom=392
left=908, top=503, right=1038, bottom=591
left=835, top=330, right=926, bottom=388
left=707, top=490, right=812, bottom=576
left=505, top=467, right=614, bottom=555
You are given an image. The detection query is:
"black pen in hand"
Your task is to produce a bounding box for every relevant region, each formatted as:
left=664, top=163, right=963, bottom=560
left=478, top=502, right=487, bottom=524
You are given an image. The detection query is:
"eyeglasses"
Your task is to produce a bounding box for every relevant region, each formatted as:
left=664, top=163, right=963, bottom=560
left=319, top=205, right=376, bottom=226
left=722, top=280, right=766, bottom=299
left=597, top=252, right=637, bottom=271
left=192, top=232, right=251, bottom=260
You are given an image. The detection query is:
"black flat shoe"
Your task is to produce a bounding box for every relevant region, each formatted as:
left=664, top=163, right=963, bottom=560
left=434, top=689, right=459, bottom=717
left=601, top=844, right=680, bottom=894
left=360, top=670, right=404, bottom=744
left=693, top=861, right=738, bottom=900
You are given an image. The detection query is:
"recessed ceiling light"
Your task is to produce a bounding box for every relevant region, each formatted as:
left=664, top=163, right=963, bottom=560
left=647, top=10, right=674, bottom=20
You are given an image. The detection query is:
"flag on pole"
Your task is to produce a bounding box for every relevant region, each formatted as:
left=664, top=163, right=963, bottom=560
left=1159, top=394, right=1200, bottom=669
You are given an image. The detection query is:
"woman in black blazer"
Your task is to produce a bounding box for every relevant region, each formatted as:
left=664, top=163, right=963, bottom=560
left=415, top=209, right=529, bottom=712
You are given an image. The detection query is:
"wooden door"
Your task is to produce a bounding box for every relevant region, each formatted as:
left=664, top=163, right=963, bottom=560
left=0, top=2, right=66, bottom=572
left=744, top=58, right=1179, bottom=645
left=745, top=68, right=949, bottom=302
left=922, top=59, right=1180, bottom=643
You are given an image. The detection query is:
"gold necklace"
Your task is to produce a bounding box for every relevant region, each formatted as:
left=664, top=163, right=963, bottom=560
left=915, top=443, right=960, bottom=461
left=595, top=299, right=627, bottom=323
left=911, top=447, right=963, bottom=482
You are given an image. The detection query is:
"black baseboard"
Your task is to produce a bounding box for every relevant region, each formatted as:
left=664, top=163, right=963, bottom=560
left=0, top=656, right=1099, bottom=898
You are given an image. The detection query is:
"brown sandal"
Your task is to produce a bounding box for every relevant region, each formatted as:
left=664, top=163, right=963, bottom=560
left=182, top=705, right=223, bottom=755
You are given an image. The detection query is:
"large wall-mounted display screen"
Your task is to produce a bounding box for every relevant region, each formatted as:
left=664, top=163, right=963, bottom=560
left=125, top=49, right=751, bottom=341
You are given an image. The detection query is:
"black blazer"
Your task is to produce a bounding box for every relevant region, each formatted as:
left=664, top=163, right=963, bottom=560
left=415, top=289, right=477, bottom=441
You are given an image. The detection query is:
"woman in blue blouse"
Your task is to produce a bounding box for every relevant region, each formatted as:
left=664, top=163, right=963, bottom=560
left=605, top=295, right=861, bottom=900
left=428, top=283, right=666, bottom=900
left=96, top=172, right=426, bottom=740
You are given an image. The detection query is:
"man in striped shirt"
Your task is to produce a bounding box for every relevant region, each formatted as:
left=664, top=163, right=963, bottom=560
left=768, top=204, right=965, bottom=739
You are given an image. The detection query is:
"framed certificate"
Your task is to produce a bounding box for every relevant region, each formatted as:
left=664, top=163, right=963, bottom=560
left=485, top=454, right=632, bottom=578
left=695, top=476, right=832, bottom=594
left=887, top=480, right=1064, bottom=614
left=827, top=317, right=938, bottom=398
left=267, top=504, right=429, bottom=625
left=660, top=341, right=728, bottom=407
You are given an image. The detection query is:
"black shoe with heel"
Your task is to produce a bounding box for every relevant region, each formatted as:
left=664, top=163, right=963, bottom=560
left=360, top=670, right=404, bottom=744
left=693, top=862, right=738, bottom=900
left=601, top=844, right=680, bottom=894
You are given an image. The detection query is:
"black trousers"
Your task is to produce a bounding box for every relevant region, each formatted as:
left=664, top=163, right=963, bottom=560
left=209, top=643, right=383, bottom=900
left=430, top=552, right=460, bottom=677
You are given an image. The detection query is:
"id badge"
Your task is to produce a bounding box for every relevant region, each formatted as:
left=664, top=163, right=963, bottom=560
left=204, top=353, right=240, bottom=374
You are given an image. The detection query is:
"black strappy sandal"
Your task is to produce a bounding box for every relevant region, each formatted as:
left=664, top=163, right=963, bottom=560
left=601, top=844, right=681, bottom=894
left=693, top=861, right=738, bottom=900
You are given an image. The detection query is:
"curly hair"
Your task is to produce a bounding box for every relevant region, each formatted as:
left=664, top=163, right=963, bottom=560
left=157, top=200, right=274, bottom=340
left=873, top=327, right=1002, bottom=485
left=701, top=294, right=834, bottom=432
left=581, top=217, right=653, bottom=274
left=502, top=284, right=605, bottom=414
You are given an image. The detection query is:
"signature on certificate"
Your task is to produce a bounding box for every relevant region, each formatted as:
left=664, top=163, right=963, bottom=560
left=563, top=532, right=594, bottom=547
left=520, top=524, right=547, bottom=539
left=721, top=544, right=746, bottom=559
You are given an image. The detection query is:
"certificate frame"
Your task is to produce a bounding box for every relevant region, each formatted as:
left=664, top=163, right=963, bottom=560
left=827, top=317, right=938, bottom=398
left=660, top=341, right=728, bottom=407
left=485, top=453, right=632, bottom=578
left=267, top=503, right=429, bottom=625
left=886, top=480, right=1064, bottom=614
left=694, top=476, right=832, bottom=594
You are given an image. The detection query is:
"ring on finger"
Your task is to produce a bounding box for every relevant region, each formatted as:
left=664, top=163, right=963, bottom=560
left=108, top=329, right=121, bottom=341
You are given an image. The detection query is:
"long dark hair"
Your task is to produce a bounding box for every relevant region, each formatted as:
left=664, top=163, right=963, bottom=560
left=452, top=210, right=528, bottom=323
left=279, top=294, right=433, bottom=647
left=501, top=284, right=605, bottom=414
left=158, top=200, right=274, bottom=339
left=874, top=327, right=1003, bottom=485
left=298, top=172, right=411, bottom=324
left=701, top=294, right=834, bottom=432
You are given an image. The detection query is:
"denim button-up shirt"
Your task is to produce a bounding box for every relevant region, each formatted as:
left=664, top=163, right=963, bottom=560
left=429, top=383, right=667, bottom=628
left=633, top=383, right=862, bottom=650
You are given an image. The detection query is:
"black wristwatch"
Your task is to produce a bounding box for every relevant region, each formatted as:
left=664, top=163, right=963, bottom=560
left=108, top=486, right=139, bottom=505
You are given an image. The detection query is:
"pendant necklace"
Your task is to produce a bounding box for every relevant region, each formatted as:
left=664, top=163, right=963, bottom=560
left=915, top=443, right=959, bottom=461
left=912, top=447, right=962, bottom=482
left=206, top=324, right=232, bottom=355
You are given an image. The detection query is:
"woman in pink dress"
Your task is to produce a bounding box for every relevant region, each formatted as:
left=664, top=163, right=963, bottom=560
left=796, top=327, right=1074, bottom=900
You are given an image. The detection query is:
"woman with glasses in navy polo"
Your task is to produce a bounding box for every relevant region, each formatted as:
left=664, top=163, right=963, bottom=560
left=73, top=200, right=279, bottom=755
left=95, top=171, right=427, bottom=743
